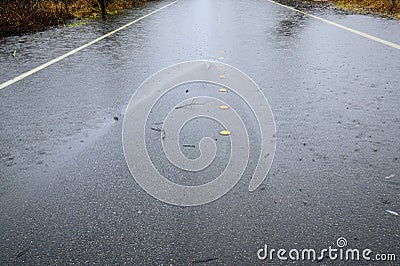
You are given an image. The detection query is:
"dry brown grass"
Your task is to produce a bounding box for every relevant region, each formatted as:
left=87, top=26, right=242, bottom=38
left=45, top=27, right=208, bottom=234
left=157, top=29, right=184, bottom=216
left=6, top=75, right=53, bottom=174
left=0, top=0, right=65, bottom=37
left=328, top=0, right=400, bottom=18
left=0, top=0, right=150, bottom=38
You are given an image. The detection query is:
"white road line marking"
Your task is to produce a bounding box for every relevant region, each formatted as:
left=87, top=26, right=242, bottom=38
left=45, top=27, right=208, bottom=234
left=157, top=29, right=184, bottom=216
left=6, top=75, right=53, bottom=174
left=266, top=0, right=400, bottom=50
left=0, top=0, right=179, bottom=91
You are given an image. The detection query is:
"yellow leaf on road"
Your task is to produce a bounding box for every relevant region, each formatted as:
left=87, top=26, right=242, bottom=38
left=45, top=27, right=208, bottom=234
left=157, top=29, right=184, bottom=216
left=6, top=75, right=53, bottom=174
left=219, top=130, right=230, bottom=136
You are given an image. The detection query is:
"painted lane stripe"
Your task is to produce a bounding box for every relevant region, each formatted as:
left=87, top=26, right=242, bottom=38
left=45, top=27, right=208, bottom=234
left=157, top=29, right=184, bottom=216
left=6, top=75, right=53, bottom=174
left=0, top=0, right=179, bottom=90
left=266, top=0, right=400, bottom=50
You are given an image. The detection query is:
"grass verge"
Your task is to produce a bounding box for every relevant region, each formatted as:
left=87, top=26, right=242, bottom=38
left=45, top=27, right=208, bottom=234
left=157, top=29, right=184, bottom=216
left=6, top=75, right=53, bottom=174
left=315, top=0, right=400, bottom=19
left=0, top=0, right=152, bottom=38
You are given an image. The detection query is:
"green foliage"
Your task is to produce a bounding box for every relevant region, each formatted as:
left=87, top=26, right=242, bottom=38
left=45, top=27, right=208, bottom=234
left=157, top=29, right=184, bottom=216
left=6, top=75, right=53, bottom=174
left=65, top=20, right=87, bottom=27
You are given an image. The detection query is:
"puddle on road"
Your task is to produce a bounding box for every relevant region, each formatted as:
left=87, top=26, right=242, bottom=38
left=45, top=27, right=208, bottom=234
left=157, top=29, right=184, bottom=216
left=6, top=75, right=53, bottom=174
left=0, top=1, right=164, bottom=84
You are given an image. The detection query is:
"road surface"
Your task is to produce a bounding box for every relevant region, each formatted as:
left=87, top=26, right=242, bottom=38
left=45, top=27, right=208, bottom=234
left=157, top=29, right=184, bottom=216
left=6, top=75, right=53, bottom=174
left=0, top=0, right=399, bottom=264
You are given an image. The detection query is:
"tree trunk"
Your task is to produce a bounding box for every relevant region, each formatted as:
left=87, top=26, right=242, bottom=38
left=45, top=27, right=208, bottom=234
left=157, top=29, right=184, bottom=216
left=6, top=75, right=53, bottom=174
left=99, top=0, right=106, bottom=19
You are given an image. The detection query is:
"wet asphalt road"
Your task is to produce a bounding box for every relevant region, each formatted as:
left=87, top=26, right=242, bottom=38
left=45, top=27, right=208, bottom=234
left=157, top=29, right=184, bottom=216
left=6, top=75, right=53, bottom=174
left=1, top=0, right=400, bottom=264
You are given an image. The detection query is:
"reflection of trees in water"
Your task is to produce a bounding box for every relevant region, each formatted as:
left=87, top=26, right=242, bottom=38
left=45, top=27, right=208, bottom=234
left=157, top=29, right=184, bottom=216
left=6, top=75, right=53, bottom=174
left=275, top=12, right=306, bottom=39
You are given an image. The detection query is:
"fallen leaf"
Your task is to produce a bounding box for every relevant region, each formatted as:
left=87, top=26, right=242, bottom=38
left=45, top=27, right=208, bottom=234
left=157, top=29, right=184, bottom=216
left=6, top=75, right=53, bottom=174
left=219, top=130, right=230, bottom=136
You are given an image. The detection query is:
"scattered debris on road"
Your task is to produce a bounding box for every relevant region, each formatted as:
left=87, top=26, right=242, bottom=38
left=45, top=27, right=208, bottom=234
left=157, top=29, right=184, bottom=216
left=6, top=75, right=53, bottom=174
left=385, top=210, right=399, bottom=216
left=384, top=174, right=395, bottom=179
left=183, top=144, right=196, bottom=148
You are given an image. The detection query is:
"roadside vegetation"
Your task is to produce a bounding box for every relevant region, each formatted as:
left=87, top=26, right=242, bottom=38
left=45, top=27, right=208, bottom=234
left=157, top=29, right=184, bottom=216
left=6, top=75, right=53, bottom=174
left=316, top=0, right=400, bottom=18
left=1, top=0, right=399, bottom=38
left=0, top=0, right=151, bottom=38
